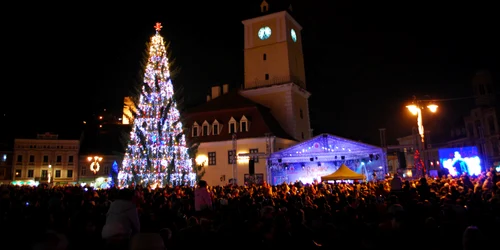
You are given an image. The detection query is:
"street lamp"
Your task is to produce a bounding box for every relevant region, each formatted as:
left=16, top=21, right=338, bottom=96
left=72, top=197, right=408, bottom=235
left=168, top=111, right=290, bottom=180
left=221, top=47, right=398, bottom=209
left=88, top=156, right=103, bottom=175
left=406, top=97, right=438, bottom=176
left=48, top=164, right=52, bottom=184
left=195, top=155, right=207, bottom=184
left=406, top=99, right=438, bottom=143
left=195, top=155, right=207, bottom=167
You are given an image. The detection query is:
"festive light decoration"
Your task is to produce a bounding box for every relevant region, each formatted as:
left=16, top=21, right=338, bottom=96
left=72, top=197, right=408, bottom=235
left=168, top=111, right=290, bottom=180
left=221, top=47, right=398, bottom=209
left=154, top=22, right=163, bottom=31
left=108, top=161, right=119, bottom=188
left=119, top=23, right=194, bottom=187
left=414, top=149, right=425, bottom=173
left=88, top=156, right=103, bottom=174
left=268, top=134, right=386, bottom=185
left=270, top=134, right=384, bottom=162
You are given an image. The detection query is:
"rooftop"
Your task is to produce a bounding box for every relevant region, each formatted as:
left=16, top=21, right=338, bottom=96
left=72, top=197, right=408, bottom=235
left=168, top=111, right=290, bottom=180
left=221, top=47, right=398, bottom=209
left=185, top=91, right=295, bottom=142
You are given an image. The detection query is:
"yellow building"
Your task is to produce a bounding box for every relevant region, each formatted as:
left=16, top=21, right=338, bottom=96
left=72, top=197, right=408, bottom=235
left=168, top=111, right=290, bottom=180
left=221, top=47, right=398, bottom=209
left=186, top=2, right=312, bottom=186
left=186, top=87, right=297, bottom=185
left=241, top=1, right=311, bottom=141
left=13, top=132, right=80, bottom=185
left=122, top=96, right=136, bottom=125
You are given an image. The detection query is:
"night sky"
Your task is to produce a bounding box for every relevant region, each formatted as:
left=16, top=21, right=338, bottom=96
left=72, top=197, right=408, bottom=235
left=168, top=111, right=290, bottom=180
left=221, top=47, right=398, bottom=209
left=2, top=1, right=498, bottom=145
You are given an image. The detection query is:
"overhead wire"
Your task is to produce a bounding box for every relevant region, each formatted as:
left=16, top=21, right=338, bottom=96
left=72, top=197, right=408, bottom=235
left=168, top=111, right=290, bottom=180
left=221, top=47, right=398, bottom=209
left=421, top=92, right=500, bottom=102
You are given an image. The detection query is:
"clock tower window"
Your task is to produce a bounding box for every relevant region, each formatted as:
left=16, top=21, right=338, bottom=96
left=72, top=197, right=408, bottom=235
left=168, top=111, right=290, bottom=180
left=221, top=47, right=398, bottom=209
left=265, top=74, right=269, bottom=80
left=263, top=53, right=267, bottom=60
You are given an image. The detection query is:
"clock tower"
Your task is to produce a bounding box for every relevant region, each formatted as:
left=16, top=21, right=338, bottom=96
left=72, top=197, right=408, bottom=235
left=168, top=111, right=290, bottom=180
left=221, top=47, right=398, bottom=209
left=240, top=1, right=312, bottom=141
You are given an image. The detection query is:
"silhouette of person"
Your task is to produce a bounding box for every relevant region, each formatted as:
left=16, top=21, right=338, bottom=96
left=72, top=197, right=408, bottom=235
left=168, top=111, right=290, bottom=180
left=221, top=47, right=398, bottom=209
left=451, top=151, right=468, bottom=176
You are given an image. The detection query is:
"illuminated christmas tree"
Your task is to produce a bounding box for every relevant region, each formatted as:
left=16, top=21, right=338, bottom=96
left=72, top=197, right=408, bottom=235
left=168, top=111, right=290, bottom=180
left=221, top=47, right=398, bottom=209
left=119, top=23, right=194, bottom=187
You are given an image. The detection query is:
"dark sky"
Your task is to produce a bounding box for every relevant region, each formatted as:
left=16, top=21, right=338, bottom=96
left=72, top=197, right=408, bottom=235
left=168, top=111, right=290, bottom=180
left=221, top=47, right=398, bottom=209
left=2, top=1, right=498, bottom=145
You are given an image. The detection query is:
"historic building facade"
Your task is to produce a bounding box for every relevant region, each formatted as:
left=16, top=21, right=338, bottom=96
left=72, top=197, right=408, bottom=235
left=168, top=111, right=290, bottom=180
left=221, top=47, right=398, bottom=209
left=433, top=70, right=499, bottom=171
left=13, top=132, right=80, bottom=185
left=392, top=70, right=499, bottom=176
left=186, top=2, right=311, bottom=186
left=186, top=87, right=297, bottom=186
left=0, top=147, right=12, bottom=183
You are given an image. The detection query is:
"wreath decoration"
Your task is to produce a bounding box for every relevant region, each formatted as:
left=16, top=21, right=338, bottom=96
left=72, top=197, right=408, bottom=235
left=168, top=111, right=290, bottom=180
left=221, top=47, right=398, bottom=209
left=90, top=162, right=100, bottom=174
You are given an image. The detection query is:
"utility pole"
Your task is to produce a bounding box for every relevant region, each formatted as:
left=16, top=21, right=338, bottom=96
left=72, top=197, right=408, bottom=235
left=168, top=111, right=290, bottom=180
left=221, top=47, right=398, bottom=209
left=379, top=128, right=388, bottom=174
left=379, top=128, right=387, bottom=148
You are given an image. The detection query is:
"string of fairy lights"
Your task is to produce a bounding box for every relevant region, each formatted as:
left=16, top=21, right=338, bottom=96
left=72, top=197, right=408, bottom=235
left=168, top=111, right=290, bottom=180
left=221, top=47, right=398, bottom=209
left=119, top=23, right=194, bottom=187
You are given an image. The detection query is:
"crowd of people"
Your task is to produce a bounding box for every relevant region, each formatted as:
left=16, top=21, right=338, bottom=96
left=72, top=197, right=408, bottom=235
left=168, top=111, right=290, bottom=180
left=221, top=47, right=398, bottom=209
left=0, top=167, right=498, bottom=250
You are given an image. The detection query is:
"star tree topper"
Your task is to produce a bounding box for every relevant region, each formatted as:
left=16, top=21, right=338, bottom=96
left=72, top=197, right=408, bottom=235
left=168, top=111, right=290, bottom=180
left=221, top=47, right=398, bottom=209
left=154, top=22, right=163, bottom=31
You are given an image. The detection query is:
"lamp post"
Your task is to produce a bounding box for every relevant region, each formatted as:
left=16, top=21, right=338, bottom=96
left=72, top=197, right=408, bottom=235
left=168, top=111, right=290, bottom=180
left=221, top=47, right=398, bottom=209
left=48, top=164, right=52, bottom=184
left=406, top=96, right=438, bottom=176
left=195, top=156, right=207, bottom=185
left=88, top=156, right=103, bottom=185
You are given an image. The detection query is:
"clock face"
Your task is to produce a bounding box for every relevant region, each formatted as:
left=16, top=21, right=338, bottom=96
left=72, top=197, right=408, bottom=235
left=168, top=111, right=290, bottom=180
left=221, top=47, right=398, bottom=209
left=290, top=29, right=297, bottom=42
left=258, top=26, right=272, bottom=40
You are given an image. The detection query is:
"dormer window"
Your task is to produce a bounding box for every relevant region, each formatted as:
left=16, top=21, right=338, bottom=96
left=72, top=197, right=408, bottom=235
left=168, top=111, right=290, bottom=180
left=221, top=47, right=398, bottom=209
left=212, top=120, right=220, bottom=135
left=202, top=120, right=210, bottom=136
left=192, top=122, right=200, bottom=137
left=202, top=125, right=208, bottom=136
left=229, top=117, right=237, bottom=134
left=241, top=121, right=247, bottom=132
left=229, top=123, right=236, bottom=134
left=240, top=115, right=249, bottom=132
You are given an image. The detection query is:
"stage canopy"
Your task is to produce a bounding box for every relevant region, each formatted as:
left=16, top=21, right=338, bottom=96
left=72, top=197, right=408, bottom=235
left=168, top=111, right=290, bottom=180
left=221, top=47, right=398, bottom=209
left=269, top=133, right=386, bottom=164
left=267, top=134, right=386, bottom=184
left=321, top=164, right=366, bottom=181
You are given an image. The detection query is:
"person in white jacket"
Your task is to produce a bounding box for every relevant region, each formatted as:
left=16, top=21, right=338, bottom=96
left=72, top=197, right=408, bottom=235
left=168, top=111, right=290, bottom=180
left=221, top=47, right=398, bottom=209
left=102, top=188, right=140, bottom=247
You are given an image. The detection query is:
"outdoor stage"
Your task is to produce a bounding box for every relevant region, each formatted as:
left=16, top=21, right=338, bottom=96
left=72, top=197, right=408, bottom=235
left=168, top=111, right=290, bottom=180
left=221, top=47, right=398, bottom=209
left=267, top=134, right=387, bottom=185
